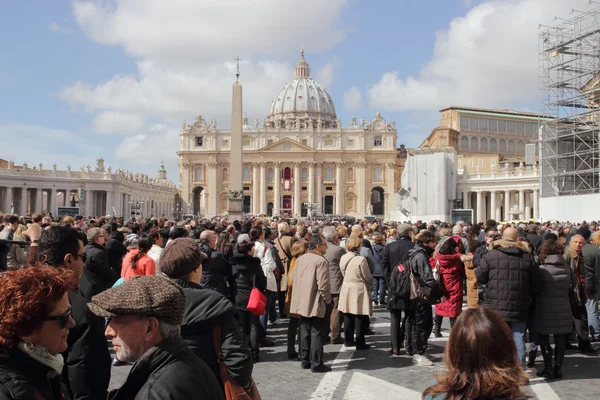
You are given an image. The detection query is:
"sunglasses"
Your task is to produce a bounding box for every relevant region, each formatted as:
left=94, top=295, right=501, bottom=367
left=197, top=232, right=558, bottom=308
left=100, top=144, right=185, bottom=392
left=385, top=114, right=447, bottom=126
left=73, top=253, right=88, bottom=263
left=39, top=305, right=72, bottom=328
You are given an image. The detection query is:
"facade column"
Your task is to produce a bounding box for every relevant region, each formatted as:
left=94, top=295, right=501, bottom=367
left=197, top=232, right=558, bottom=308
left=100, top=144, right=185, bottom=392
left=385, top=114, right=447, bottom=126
left=518, top=189, right=525, bottom=220
left=273, top=163, right=281, bottom=216
left=525, top=191, right=532, bottom=220
left=316, top=163, right=322, bottom=212
left=476, top=191, right=483, bottom=224
left=489, top=191, right=496, bottom=223
left=308, top=162, right=315, bottom=203
left=335, top=162, right=344, bottom=215
left=49, top=189, right=56, bottom=217
left=293, top=163, right=301, bottom=217
left=357, top=163, right=366, bottom=217
left=462, top=190, right=470, bottom=209
left=533, top=189, right=539, bottom=220
left=20, top=188, right=28, bottom=216
left=252, top=164, right=259, bottom=214
left=3, top=187, right=12, bottom=214
left=208, top=162, right=218, bottom=216
left=260, top=163, right=267, bottom=215
left=504, top=191, right=510, bottom=221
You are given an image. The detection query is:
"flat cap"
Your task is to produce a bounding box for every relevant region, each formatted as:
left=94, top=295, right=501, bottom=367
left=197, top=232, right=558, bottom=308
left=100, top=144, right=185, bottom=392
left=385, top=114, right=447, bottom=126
left=88, top=275, right=185, bottom=325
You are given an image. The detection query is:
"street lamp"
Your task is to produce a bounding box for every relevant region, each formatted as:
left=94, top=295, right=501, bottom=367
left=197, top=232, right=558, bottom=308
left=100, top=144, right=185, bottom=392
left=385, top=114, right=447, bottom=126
left=172, top=204, right=182, bottom=220
left=128, top=194, right=144, bottom=219
left=303, top=196, right=320, bottom=219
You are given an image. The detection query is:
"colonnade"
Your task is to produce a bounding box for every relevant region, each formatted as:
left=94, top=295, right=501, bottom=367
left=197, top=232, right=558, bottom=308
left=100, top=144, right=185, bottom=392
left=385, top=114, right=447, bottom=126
left=461, top=188, right=539, bottom=223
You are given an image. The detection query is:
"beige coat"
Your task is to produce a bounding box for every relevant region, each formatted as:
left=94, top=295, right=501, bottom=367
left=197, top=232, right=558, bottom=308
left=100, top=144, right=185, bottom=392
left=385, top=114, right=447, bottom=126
left=289, top=252, right=332, bottom=318
left=338, top=252, right=373, bottom=316
left=275, top=235, right=293, bottom=291
left=462, top=254, right=478, bottom=309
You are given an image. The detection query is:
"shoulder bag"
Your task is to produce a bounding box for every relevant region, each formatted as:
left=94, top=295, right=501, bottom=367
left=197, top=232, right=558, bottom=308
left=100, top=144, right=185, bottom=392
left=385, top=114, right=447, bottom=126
left=247, top=274, right=267, bottom=316
left=212, top=324, right=262, bottom=400
left=409, top=258, right=441, bottom=305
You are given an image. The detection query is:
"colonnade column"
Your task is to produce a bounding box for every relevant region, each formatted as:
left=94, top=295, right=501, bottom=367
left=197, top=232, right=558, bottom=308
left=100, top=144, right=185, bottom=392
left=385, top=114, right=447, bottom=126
left=3, top=187, right=12, bottom=214
left=476, top=191, right=483, bottom=224
left=335, top=162, right=344, bottom=215
left=518, top=190, right=525, bottom=220
left=34, top=189, right=42, bottom=214
left=316, top=162, right=322, bottom=212
left=504, top=191, right=510, bottom=221
left=293, top=163, right=301, bottom=217
left=525, top=192, right=532, bottom=220
left=462, top=191, right=470, bottom=209
left=20, top=188, right=28, bottom=216
left=49, top=189, right=56, bottom=216
left=489, top=191, right=496, bottom=223
left=260, top=163, right=267, bottom=215
left=533, top=189, right=539, bottom=220
left=308, top=162, right=315, bottom=203
left=252, top=164, right=260, bottom=214
left=273, top=163, right=281, bottom=216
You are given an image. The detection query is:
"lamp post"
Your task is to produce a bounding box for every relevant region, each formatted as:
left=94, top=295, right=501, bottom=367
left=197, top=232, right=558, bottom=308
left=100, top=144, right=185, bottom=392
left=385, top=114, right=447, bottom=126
left=303, top=196, right=320, bottom=219
left=128, top=194, right=144, bottom=219
left=172, top=203, right=182, bottom=220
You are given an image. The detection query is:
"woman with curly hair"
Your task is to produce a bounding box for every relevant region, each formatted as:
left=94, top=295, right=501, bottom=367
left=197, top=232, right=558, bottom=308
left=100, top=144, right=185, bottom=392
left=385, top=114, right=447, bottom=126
left=0, top=266, right=76, bottom=399
left=423, top=307, right=531, bottom=400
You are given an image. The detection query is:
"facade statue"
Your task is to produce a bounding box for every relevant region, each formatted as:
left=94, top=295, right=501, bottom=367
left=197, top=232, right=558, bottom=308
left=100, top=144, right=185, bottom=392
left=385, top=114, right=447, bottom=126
left=295, top=118, right=300, bottom=129
left=39, top=163, right=43, bottom=171
left=7, top=161, right=13, bottom=170
left=80, top=165, right=85, bottom=173
left=491, top=163, right=496, bottom=173
left=350, top=115, right=356, bottom=126
left=86, top=165, right=91, bottom=173
left=317, top=117, right=322, bottom=129
left=391, top=119, right=396, bottom=129
left=504, top=162, right=510, bottom=172
left=307, top=118, right=313, bottom=129
left=107, top=165, right=112, bottom=174
left=254, top=119, right=259, bottom=129
left=336, top=118, right=342, bottom=129
left=181, top=120, right=186, bottom=131
left=66, top=164, right=71, bottom=172
left=212, top=119, right=217, bottom=130
left=262, top=118, right=268, bottom=129
left=366, top=202, right=373, bottom=216
left=360, top=117, right=365, bottom=129
left=95, top=158, right=105, bottom=172
left=52, top=163, right=57, bottom=172
left=475, top=165, right=481, bottom=174
left=22, top=162, right=28, bottom=170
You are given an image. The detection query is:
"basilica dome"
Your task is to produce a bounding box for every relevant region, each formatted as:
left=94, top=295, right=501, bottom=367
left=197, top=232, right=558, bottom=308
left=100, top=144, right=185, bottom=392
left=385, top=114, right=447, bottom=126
left=266, top=50, right=337, bottom=129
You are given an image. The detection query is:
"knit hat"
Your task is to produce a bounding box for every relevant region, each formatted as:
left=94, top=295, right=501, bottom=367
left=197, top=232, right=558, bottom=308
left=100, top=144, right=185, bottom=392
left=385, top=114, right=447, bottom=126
left=88, top=275, right=185, bottom=325
left=159, top=237, right=207, bottom=279
left=397, top=223, right=413, bottom=237
left=577, top=226, right=591, bottom=241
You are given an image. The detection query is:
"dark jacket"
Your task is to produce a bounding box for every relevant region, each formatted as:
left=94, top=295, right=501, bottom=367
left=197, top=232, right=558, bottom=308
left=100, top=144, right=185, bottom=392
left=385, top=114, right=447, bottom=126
left=104, top=238, right=127, bottom=277
left=381, top=237, right=415, bottom=285
left=63, top=291, right=111, bottom=400
left=408, top=245, right=438, bottom=290
left=80, top=242, right=117, bottom=301
left=531, top=254, right=576, bottom=335
left=230, top=253, right=267, bottom=309
left=199, top=244, right=234, bottom=298
left=0, top=348, right=69, bottom=400
left=372, top=243, right=385, bottom=277
left=526, top=233, right=542, bottom=252
left=476, top=240, right=537, bottom=322
left=323, top=241, right=346, bottom=295
left=108, top=337, right=224, bottom=400
left=581, top=243, right=598, bottom=296
left=174, top=279, right=253, bottom=388
left=472, top=244, right=488, bottom=268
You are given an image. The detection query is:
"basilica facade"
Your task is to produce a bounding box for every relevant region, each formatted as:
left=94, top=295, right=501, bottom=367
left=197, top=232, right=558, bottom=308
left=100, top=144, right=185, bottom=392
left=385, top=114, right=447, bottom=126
left=178, top=51, right=400, bottom=219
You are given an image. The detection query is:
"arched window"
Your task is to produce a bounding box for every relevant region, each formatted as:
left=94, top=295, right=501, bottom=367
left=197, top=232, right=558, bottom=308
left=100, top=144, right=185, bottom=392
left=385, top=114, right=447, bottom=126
left=348, top=167, right=354, bottom=181
left=517, top=140, right=525, bottom=153
left=325, top=167, right=333, bottom=180
left=461, top=136, right=469, bottom=149
left=195, top=167, right=203, bottom=182
left=508, top=140, right=516, bottom=153
left=499, top=139, right=507, bottom=152
left=222, top=168, right=229, bottom=181
left=480, top=137, right=488, bottom=151
left=490, top=138, right=497, bottom=151
left=243, top=167, right=250, bottom=181
left=470, top=136, right=479, bottom=150
left=301, top=168, right=308, bottom=181
left=284, top=167, right=292, bottom=179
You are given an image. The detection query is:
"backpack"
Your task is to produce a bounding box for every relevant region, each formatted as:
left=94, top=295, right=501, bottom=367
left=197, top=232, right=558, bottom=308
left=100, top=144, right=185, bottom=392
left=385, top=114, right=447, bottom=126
left=388, top=260, right=411, bottom=299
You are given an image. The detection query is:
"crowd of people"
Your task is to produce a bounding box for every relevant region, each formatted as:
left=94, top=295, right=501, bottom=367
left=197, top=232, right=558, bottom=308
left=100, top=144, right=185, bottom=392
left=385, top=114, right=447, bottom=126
left=0, top=211, right=598, bottom=399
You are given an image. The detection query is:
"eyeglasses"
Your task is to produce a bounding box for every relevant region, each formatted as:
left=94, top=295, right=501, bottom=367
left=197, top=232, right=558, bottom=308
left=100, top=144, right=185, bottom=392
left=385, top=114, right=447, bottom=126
left=38, top=305, right=72, bottom=329
left=73, top=253, right=87, bottom=263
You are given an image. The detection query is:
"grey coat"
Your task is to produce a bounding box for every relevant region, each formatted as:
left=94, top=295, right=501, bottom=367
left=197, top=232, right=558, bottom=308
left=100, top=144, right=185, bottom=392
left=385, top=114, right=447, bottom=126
left=324, top=241, right=346, bottom=294
left=532, top=254, right=577, bottom=335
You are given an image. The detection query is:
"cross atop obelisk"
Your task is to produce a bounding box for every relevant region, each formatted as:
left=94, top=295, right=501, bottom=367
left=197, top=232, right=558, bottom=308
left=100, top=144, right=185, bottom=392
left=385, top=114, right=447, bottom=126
left=235, top=56, right=241, bottom=81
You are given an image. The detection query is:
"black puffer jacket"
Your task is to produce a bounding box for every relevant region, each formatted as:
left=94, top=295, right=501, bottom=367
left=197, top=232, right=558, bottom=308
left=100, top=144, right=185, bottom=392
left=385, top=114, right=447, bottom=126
left=108, top=337, right=224, bottom=400
left=0, top=348, right=69, bottom=400
left=104, top=237, right=127, bottom=277
left=230, top=253, right=267, bottom=310
left=476, top=239, right=537, bottom=322
left=80, top=242, right=117, bottom=301
left=199, top=244, right=234, bottom=298
left=381, top=237, right=415, bottom=285
left=174, top=279, right=253, bottom=388
left=407, top=244, right=441, bottom=295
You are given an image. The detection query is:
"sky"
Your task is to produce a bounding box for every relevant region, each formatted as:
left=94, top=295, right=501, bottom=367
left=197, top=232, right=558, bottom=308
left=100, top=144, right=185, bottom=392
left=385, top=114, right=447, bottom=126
left=0, top=0, right=592, bottom=183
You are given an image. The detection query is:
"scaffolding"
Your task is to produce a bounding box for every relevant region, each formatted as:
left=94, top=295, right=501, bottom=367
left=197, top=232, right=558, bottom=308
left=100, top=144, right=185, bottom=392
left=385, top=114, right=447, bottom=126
left=539, top=5, right=600, bottom=198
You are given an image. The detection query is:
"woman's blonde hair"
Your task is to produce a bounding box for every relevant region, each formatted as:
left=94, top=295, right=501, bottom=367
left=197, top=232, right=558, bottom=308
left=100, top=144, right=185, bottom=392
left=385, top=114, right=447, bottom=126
left=592, top=231, right=600, bottom=246
left=345, top=237, right=362, bottom=252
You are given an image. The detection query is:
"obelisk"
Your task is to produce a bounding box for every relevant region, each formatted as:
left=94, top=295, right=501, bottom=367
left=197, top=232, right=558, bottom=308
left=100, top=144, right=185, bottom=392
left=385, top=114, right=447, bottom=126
left=228, top=57, right=244, bottom=219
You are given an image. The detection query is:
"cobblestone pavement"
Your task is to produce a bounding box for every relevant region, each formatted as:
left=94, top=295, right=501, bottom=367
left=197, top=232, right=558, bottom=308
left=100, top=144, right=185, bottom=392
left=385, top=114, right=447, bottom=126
left=109, top=306, right=600, bottom=399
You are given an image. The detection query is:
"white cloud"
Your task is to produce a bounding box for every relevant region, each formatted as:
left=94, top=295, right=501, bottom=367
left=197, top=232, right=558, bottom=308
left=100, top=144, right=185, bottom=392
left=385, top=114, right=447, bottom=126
left=343, top=86, right=363, bottom=111
left=91, top=111, right=144, bottom=134
left=367, top=0, right=589, bottom=112
left=315, top=60, right=337, bottom=88
left=49, top=22, right=71, bottom=34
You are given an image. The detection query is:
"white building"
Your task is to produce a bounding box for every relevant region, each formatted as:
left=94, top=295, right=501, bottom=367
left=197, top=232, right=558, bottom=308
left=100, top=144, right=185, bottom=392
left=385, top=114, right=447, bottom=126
left=0, top=158, right=177, bottom=218
left=178, top=51, right=401, bottom=219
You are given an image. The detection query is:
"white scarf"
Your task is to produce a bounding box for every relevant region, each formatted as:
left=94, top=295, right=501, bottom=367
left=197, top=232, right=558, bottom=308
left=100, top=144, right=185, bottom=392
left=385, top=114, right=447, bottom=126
left=17, top=342, right=64, bottom=375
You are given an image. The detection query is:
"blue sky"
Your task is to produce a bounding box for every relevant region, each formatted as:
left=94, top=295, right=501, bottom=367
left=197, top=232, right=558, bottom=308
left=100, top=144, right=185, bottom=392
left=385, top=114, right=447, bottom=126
left=0, top=0, right=590, bottom=182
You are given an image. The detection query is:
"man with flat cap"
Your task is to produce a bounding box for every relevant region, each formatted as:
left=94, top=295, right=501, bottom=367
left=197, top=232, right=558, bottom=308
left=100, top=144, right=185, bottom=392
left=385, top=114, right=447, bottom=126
left=88, top=275, right=225, bottom=400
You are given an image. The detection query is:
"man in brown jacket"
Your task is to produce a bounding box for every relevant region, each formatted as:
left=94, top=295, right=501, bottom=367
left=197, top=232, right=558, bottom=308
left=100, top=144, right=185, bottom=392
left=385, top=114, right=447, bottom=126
left=275, top=222, right=294, bottom=318
left=323, top=226, right=346, bottom=344
left=289, top=234, right=332, bottom=373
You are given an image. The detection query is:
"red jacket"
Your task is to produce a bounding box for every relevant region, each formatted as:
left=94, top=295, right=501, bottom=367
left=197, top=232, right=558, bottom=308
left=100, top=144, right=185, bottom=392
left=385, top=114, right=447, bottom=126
left=434, top=252, right=464, bottom=318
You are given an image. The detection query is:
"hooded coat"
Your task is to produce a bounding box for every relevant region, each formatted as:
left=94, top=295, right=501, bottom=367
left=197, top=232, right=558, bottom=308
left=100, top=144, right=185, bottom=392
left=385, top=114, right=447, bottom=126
left=434, top=252, right=464, bottom=318
left=230, top=253, right=267, bottom=310
left=476, top=239, right=537, bottom=322
left=199, top=243, right=234, bottom=298
left=338, top=252, right=373, bottom=316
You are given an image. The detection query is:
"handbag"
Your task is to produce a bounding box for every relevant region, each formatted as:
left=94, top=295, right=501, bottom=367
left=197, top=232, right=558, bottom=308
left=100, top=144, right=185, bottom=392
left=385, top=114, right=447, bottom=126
left=409, top=258, right=441, bottom=305
left=247, top=275, right=267, bottom=316
left=212, top=324, right=261, bottom=400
